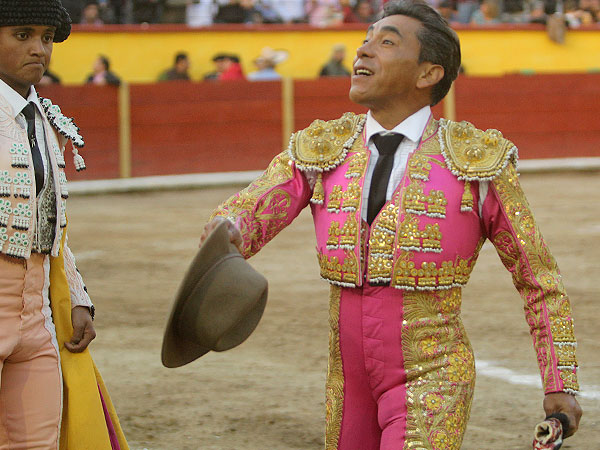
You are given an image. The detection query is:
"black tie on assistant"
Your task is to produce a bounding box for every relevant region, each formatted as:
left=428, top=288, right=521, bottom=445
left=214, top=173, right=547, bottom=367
left=21, top=102, right=44, bottom=197
left=367, top=133, right=404, bottom=225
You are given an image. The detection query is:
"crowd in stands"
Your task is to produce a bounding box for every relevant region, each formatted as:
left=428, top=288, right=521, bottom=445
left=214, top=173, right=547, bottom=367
left=63, top=0, right=600, bottom=27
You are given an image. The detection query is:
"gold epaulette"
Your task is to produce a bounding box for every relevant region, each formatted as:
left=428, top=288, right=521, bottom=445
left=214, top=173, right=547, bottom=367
left=439, top=119, right=518, bottom=182
left=288, top=112, right=366, bottom=173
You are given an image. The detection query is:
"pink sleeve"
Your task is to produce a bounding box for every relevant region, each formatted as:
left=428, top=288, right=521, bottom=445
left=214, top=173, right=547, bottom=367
left=210, top=150, right=312, bottom=259
left=481, top=163, right=578, bottom=395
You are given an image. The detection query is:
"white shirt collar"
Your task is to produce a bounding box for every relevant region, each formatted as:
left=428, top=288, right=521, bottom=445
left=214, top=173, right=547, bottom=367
left=0, top=78, right=43, bottom=119
left=365, top=105, right=431, bottom=145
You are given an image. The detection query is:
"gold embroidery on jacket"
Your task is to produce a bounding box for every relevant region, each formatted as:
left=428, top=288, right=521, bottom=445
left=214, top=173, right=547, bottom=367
left=327, top=185, right=343, bottom=213
left=210, top=152, right=294, bottom=258
left=367, top=192, right=402, bottom=283
left=408, top=153, right=432, bottom=181
left=325, top=286, right=343, bottom=450
left=318, top=250, right=359, bottom=288
left=342, top=179, right=361, bottom=212
left=339, top=215, right=358, bottom=249
left=345, top=151, right=368, bottom=179
left=326, top=221, right=341, bottom=250
left=402, top=289, right=475, bottom=450
left=492, top=164, right=578, bottom=393
left=391, top=239, right=483, bottom=292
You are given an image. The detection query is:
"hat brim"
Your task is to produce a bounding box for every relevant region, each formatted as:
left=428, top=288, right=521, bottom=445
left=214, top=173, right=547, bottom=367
left=161, top=221, right=268, bottom=368
left=161, top=224, right=227, bottom=368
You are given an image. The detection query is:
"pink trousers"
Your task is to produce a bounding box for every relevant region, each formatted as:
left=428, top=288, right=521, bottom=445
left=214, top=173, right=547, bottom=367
left=337, top=285, right=408, bottom=450
left=0, top=254, right=61, bottom=450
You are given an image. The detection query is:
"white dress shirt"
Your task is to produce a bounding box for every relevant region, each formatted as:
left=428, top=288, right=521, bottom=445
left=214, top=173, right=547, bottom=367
left=362, top=106, right=488, bottom=220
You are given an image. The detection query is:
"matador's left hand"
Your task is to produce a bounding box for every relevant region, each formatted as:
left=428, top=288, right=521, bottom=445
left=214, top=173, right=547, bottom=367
left=543, top=392, right=582, bottom=438
left=65, top=305, right=97, bottom=353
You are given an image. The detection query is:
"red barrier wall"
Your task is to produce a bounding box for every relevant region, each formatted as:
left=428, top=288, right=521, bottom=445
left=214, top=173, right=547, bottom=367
left=130, top=81, right=282, bottom=177
left=37, top=74, right=600, bottom=181
left=454, top=73, right=600, bottom=159
left=37, top=84, right=120, bottom=181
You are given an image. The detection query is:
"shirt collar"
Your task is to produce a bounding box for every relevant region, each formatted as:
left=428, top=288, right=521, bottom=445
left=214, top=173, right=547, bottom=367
left=0, top=78, right=43, bottom=119
left=365, top=105, right=431, bottom=145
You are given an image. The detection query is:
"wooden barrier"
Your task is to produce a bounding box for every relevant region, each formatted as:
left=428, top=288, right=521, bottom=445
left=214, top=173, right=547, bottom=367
left=37, top=84, right=121, bottom=181
left=454, top=73, right=600, bottom=159
left=38, top=74, right=600, bottom=180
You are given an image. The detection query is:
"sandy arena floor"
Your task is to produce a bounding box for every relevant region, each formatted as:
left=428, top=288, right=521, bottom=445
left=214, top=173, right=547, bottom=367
left=65, top=171, right=599, bottom=450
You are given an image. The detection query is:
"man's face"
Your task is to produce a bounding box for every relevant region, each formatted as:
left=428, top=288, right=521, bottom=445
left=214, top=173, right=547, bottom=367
left=176, top=58, right=189, bottom=73
left=349, top=14, right=424, bottom=110
left=0, top=25, right=55, bottom=97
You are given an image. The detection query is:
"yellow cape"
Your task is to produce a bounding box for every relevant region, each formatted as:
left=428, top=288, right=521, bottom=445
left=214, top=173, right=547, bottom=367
left=49, top=230, right=129, bottom=450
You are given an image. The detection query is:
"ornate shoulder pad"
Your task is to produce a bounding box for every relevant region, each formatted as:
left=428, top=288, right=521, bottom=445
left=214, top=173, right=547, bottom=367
left=39, top=95, right=87, bottom=171
left=288, top=112, right=366, bottom=172
left=438, top=118, right=518, bottom=181
left=38, top=96, right=85, bottom=148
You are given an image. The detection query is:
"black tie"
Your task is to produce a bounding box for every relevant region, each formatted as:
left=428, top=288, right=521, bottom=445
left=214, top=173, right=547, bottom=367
left=367, top=133, right=404, bottom=225
left=21, top=103, right=44, bottom=197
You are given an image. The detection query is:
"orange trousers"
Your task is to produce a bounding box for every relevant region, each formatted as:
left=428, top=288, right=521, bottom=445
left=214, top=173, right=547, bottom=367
left=0, top=254, right=61, bottom=450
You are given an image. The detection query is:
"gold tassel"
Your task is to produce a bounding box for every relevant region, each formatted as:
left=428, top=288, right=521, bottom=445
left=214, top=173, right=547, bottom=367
left=461, top=180, right=473, bottom=211
left=311, top=172, right=324, bottom=204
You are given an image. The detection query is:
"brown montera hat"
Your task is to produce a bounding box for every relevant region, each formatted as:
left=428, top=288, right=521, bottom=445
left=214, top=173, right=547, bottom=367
left=161, top=221, right=268, bottom=368
left=0, top=0, right=72, bottom=43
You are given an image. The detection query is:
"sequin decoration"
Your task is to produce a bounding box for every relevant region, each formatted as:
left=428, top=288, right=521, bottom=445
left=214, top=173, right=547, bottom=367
left=0, top=170, right=11, bottom=197
left=0, top=199, right=11, bottom=227
left=7, top=231, right=29, bottom=258
left=11, top=203, right=32, bottom=230
left=290, top=113, right=366, bottom=173
left=344, top=151, right=368, bottom=179
left=12, top=171, right=31, bottom=199
left=0, top=227, right=7, bottom=250
left=402, top=288, right=475, bottom=450
left=318, top=250, right=359, bottom=288
left=9, top=143, right=29, bottom=168
left=325, top=286, right=344, bottom=450
left=492, top=164, right=578, bottom=394
left=341, top=179, right=361, bottom=213
left=438, top=119, right=518, bottom=182
left=391, top=251, right=480, bottom=291
left=327, top=185, right=343, bottom=213
left=408, top=153, right=432, bottom=181
left=210, top=152, right=295, bottom=259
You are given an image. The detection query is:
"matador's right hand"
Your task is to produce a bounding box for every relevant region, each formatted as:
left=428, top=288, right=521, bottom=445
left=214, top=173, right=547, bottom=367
left=200, top=217, right=243, bottom=253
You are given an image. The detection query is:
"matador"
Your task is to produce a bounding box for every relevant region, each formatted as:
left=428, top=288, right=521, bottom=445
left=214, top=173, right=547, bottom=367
left=201, top=1, right=582, bottom=449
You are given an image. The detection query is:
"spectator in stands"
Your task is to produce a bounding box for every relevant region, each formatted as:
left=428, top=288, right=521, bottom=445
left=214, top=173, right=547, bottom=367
left=579, top=0, right=600, bottom=21
left=437, top=0, right=457, bottom=22
left=214, top=0, right=264, bottom=23
left=203, top=53, right=229, bottom=80
left=248, top=47, right=288, bottom=81
left=85, top=55, right=122, bottom=86
left=163, top=0, right=188, bottom=23
left=81, top=1, right=105, bottom=25
left=319, top=43, right=351, bottom=77
left=186, top=0, right=216, bottom=26
left=529, top=0, right=548, bottom=23
left=133, top=0, right=165, bottom=23
left=212, top=53, right=246, bottom=81
left=272, top=0, right=307, bottom=22
left=254, top=0, right=284, bottom=23
left=306, top=0, right=344, bottom=26
left=455, top=0, right=479, bottom=22
left=62, top=0, right=84, bottom=23
left=343, top=0, right=377, bottom=22
left=159, top=52, right=191, bottom=81
left=470, top=0, right=501, bottom=23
